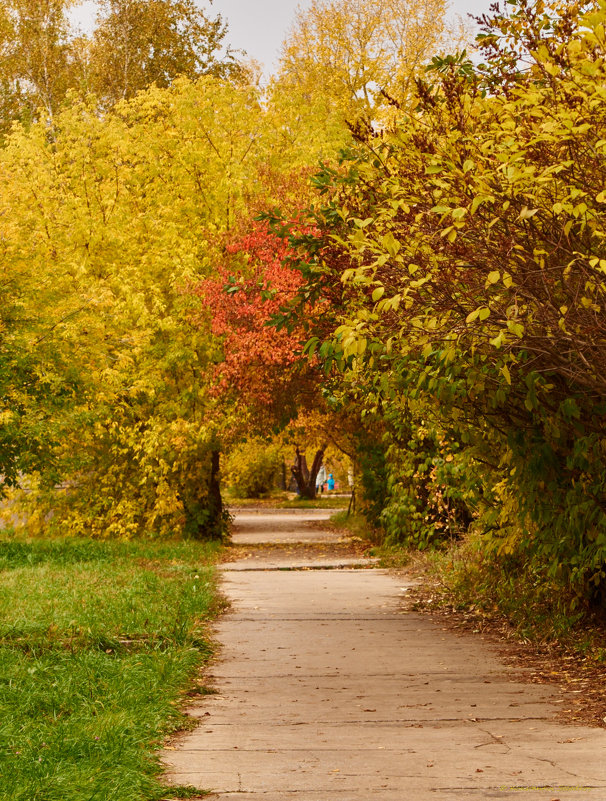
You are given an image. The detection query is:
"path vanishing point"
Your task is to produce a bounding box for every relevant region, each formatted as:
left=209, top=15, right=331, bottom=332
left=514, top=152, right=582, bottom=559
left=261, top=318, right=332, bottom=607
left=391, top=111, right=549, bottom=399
left=163, top=508, right=606, bottom=801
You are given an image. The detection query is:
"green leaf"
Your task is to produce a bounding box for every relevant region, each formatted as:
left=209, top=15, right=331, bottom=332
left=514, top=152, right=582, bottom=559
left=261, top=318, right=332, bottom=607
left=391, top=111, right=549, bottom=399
left=507, top=321, right=524, bottom=338
left=303, top=337, right=319, bottom=356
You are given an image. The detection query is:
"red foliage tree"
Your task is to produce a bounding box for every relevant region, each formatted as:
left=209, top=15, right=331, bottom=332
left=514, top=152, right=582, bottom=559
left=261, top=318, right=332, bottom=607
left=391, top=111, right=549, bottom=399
left=194, top=220, right=329, bottom=497
left=194, top=220, right=317, bottom=422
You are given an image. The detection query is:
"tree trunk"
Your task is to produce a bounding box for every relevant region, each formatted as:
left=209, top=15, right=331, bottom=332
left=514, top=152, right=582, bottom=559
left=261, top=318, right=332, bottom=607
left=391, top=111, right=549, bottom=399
left=207, top=448, right=224, bottom=538
left=184, top=448, right=226, bottom=540
left=291, top=446, right=326, bottom=500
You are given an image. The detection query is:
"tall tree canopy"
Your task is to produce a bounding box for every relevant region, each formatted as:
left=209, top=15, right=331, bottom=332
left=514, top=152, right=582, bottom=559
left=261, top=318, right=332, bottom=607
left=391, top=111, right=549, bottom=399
left=277, top=0, right=450, bottom=120
left=0, top=76, right=267, bottom=538
left=274, top=0, right=606, bottom=605
left=88, top=0, right=242, bottom=105
left=0, top=0, right=77, bottom=126
left=0, top=0, right=241, bottom=134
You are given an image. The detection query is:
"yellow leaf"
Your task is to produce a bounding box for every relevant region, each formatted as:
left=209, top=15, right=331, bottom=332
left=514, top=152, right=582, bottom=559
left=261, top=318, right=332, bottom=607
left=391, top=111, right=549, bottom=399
left=519, top=206, right=539, bottom=221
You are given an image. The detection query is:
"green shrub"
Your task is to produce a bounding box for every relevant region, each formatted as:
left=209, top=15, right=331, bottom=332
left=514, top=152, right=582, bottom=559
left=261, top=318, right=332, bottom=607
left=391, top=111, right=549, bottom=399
left=225, top=438, right=283, bottom=498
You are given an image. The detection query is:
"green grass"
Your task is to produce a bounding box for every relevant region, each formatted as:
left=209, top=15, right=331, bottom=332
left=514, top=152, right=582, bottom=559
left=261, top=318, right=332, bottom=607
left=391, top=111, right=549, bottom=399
left=327, top=510, right=384, bottom=543
left=226, top=491, right=351, bottom=510
left=278, top=495, right=350, bottom=509
left=0, top=536, right=223, bottom=801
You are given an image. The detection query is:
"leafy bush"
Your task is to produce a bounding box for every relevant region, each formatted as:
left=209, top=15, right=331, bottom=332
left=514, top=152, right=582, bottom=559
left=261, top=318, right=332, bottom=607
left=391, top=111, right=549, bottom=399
left=225, top=438, right=283, bottom=498
left=380, top=419, right=476, bottom=549
left=277, top=0, right=606, bottom=610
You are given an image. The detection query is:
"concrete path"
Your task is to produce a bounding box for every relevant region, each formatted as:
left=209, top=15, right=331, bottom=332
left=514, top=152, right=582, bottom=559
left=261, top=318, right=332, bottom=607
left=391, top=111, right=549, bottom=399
left=163, top=509, right=606, bottom=801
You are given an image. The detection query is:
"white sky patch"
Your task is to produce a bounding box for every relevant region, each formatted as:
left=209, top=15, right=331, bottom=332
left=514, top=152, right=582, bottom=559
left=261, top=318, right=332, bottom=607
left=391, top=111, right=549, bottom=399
left=69, top=0, right=98, bottom=33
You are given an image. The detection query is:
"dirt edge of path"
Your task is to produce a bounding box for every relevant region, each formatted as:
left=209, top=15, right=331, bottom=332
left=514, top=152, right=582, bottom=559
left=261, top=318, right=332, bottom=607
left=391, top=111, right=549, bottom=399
left=401, top=570, right=606, bottom=731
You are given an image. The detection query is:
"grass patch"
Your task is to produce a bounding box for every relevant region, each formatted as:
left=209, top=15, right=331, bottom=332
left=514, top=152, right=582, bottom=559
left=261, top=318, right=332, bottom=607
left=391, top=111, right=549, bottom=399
left=370, top=544, right=413, bottom=569
left=226, top=491, right=351, bottom=510
left=0, top=536, right=223, bottom=801
left=327, top=510, right=382, bottom=543
left=160, top=786, right=210, bottom=799
left=278, top=495, right=350, bottom=509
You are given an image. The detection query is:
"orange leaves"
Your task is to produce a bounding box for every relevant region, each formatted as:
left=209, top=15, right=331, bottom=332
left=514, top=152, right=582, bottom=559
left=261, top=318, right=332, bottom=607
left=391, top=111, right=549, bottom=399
left=194, top=222, right=309, bottom=414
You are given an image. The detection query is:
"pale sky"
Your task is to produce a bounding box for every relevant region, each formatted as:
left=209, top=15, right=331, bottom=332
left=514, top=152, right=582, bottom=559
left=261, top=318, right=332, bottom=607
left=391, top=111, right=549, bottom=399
left=71, top=0, right=492, bottom=78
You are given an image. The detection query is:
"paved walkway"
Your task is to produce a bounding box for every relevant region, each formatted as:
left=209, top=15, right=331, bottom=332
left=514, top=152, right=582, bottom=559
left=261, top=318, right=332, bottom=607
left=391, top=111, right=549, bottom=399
left=163, top=509, right=606, bottom=801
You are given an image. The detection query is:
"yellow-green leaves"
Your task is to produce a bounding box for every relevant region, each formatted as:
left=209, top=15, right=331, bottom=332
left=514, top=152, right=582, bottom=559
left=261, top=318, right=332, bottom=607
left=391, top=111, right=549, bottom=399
left=381, top=232, right=401, bottom=257
left=466, top=307, right=491, bottom=323
left=486, top=270, right=500, bottom=286
left=507, top=321, right=524, bottom=338
left=372, top=286, right=385, bottom=302
left=88, top=0, right=241, bottom=106
left=277, top=0, right=452, bottom=123
left=0, top=0, right=242, bottom=137
left=470, top=194, right=494, bottom=214
left=0, top=74, right=277, bottom=538
left=279, top=0, right=606, bottom=613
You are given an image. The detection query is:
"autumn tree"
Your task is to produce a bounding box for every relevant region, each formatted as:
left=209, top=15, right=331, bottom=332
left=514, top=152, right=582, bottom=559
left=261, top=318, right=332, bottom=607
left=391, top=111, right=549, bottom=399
left=278, top=0, right=606, bottom=605
left=195, top=220, right=331, bottom=499
left=0, top=76, right=273, bottom=538
left=0, top=0, right=242, bottom=135
left=197, top=224, right=306, bottom=417
left=277, top=0, right=452, bottom=122
left=265, top=74, right=353, bottom=170
left=0, top=0, right=78, bottom=131
left=87, top=0, right=242, bottom=106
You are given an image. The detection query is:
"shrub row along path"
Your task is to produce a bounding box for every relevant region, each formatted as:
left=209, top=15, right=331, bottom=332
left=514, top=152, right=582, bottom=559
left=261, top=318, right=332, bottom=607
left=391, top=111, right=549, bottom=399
left=163, top=508, right=606, bottom=801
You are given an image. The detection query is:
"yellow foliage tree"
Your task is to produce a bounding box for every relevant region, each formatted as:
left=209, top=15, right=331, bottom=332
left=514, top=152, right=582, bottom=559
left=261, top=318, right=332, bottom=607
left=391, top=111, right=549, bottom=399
left=1, top=76, right=269, bottom=538
left=0, top=0, right=242, bottom=135
left=277, top=0, right=451, bottom=122
left=87, top=0, right=243, bottom=106
left=0, top=0, right=79, bottom=129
